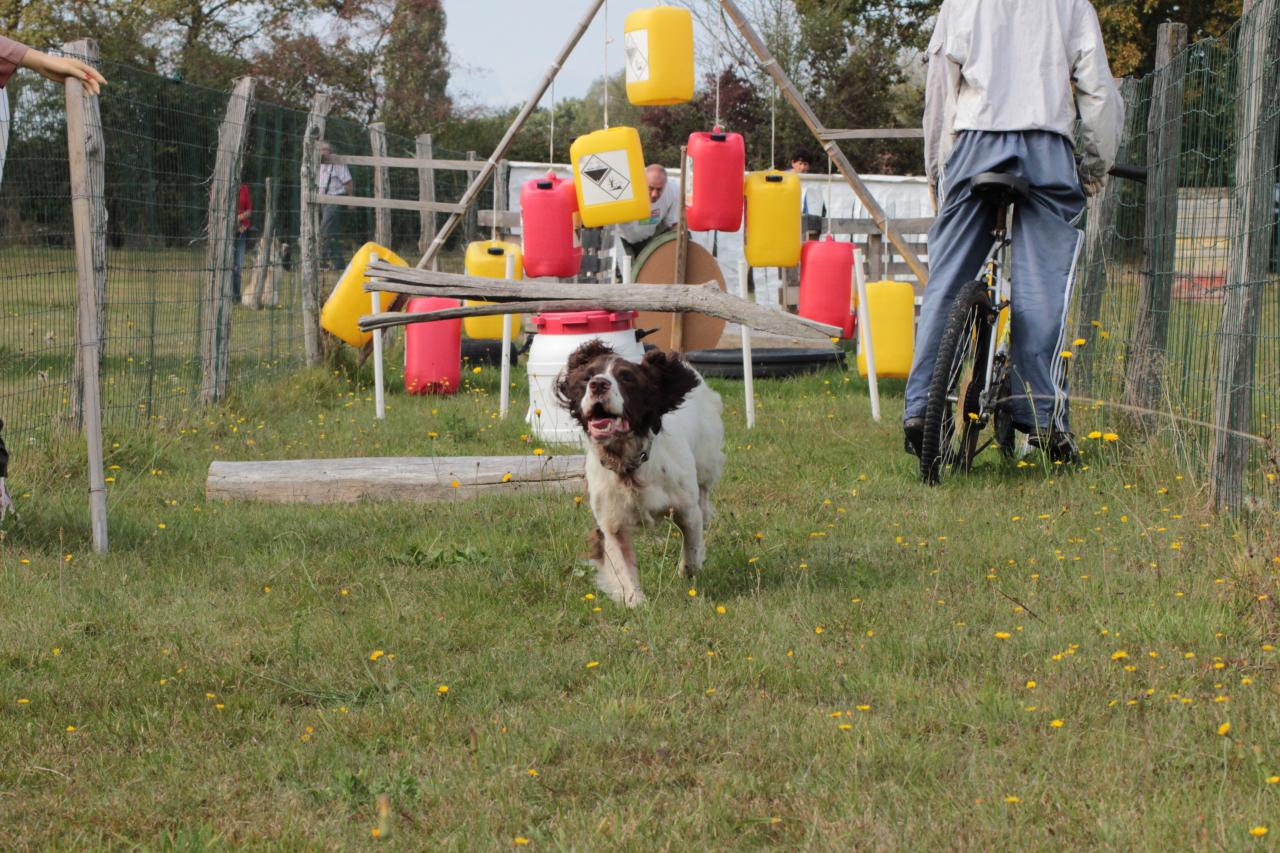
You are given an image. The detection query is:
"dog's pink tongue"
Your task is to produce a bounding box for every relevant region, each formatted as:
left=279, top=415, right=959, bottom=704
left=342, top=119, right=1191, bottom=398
left=588, top=416, right=629, bottom=437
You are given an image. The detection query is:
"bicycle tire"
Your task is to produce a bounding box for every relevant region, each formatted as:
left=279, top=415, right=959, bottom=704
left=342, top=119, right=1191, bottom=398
left=920, top=281, right=995, bottom=484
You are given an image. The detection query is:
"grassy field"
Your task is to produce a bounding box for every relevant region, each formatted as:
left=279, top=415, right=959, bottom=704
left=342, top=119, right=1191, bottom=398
left=1, top=360, right=1278, bottom=849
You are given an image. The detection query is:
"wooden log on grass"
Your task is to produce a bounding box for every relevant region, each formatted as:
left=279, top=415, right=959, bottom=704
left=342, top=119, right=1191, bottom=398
left=207, top=455, right=586, bottom=504
left=356, top=264, right=842, bottom=343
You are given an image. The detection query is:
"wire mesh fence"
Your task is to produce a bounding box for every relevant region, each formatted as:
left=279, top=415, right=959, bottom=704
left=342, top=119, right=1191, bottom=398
left=1069, top=0, right=1280, bottom=507
left=0, top=55, right=482, bottom=451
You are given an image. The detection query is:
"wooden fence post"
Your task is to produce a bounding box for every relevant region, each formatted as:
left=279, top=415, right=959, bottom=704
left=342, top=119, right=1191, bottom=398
left=63, top=37, right=108, bottom=553
left=245, top=176, right=276, bottom=309
left=199, top=76, right=255, bottom=403
left=1210, top=0, right=1280, bottom=510
left=369, top=122, right=392, bottom=248
left=416, top=133, right=437, bottom=267
left=300, top=93, right=332, bottom=365
left=1124, top=23, right=1187, bottom=418
left=1074, top=77, right=1141, bottom=391
left=64, top=39, right=106, bottom=433
left=464, top=150, right=478, bottom=247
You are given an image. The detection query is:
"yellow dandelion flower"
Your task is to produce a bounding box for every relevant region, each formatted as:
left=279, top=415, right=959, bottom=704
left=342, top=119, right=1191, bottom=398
left=1218, top=722, right=1231, bottom=736
left=66, top=725, right=76, bottom=732
left=815, top=626, right=824, bottom=635
left=856, top=704, right=871, bottom=712
left=371, top=828, right=381, bottom=839
left=502, top=473, right=513, bottom=483
left=687, top=588, right=697, bottom=597
left=527, top=768, right=539, bottom=777
left=1103, top=432, right=1119, bottom=442
left=533, top=448, right=545, bottom=456
left=1111, top=650, right=1129, bottom=660
left=837, top=723, right=853, bottom=730
left=1265, top=775, right=1279, bottom=784
left=1073, top=338, right=1086, bottom=346
left=1026, top=680, right=1037, bottom=689
left=1250, top=827, right=1267, bottom=837
left=1005, top=795, right=1021, bottom=803
left=585, top=660, right=599, bottom=669
left=1059, top=350, right=1073, bottom=359
left=437, top=685, right=449, bottom=694
left=994, top=631, right=1012, bottom=639
left=1050, top=719, right=1064, bottom=728
left=369, top=650, right=385, bottom=661
left=715, top=605, right=726, bottom=615
left=18, top=698, right=30, bottom=705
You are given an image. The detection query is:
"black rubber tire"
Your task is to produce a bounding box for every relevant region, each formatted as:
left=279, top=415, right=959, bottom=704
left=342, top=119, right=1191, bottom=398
left=920, top=281, right=994, bottom=484
left=683, top=347, right=845, bottom=380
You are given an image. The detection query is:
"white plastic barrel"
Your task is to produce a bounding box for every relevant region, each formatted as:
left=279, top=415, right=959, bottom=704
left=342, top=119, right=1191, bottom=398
left=526, top=310, right=645, bottom=444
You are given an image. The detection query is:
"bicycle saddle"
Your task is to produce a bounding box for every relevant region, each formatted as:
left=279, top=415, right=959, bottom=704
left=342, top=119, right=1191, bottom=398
left=970, top=172, right=1029, bottom=207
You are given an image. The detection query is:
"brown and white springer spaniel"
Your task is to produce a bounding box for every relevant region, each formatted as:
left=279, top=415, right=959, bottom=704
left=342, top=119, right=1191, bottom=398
left=556, top=341, right=725, bottom=607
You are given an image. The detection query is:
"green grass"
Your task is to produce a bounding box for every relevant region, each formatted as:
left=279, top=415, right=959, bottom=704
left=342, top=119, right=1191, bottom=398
left=1, top=363, right=1278, bottom=849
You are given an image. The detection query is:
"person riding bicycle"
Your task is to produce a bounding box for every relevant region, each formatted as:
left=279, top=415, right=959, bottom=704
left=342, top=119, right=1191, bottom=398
left=903, top=0, right=1124, bottom=463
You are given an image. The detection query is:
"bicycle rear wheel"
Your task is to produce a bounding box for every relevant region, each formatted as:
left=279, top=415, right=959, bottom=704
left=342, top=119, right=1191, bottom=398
left=920, top=281, right=995, bottom=484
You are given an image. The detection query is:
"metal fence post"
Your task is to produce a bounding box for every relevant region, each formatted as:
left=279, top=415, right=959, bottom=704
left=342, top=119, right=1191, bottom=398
left=63, top=37, right=108, bottom=553
left=1124, top=23, right=1187, bottom=419
left=1210, top=0, right=1280, bottom=510
left=199, top=76, right=255, bottom=403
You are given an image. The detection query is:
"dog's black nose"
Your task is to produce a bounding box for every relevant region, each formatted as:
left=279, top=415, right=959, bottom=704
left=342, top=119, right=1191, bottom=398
left=588, top=377, right=611, bottom=394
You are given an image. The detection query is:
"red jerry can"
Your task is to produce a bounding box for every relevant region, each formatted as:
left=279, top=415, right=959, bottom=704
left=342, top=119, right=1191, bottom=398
left=686, top=129, right=745, bottom=232
left=520, top=174, right=582, bottom=278
left=404, top=296, right=461, bottom=395
left=799, top=236, right=855, bottom=338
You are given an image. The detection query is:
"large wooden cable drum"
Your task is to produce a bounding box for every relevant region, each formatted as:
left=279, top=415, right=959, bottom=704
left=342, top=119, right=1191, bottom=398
left=630, top=231, right=727, bottom=352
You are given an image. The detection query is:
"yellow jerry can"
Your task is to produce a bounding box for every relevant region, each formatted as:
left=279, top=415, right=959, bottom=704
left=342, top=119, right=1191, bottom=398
left=320, top=242, right=408, bottom=347
left=624, top=6, right=694, bottom=106
left=463, top=240, right=523, bottom=340
left=570, top=126, right=650, bottom=227
left=856, top=279, right=916, bottom=379
left=743, top=170, right=801, bottom=268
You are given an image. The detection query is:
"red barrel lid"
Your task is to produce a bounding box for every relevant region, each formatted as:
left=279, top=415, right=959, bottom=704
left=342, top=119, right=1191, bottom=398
left=532, top=310, right=638, bottom=334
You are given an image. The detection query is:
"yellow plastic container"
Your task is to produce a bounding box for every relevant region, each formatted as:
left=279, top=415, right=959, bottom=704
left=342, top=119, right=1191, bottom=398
left=624, top=6, right=694, bottom=106
left=856, top=279, right=916, bottom=379
left=463, top=240, right=523, bottom=340
left=320, top=242, right=408, bottom=347
left=571, top=126, right=650, bottom=227
left=743, top=170, right=802, bottom=267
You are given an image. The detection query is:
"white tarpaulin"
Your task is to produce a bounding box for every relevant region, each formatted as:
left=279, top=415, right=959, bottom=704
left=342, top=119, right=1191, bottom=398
left=505, top=161, right=931, bottom=305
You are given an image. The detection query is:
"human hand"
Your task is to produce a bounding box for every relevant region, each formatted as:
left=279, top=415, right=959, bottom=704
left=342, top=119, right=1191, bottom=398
left=21, top=49, right=106, bottom=96
left=1078, top=157, right=1108, bottom=198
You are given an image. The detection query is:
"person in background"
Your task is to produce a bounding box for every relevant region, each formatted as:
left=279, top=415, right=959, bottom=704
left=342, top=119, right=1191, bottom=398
left=1, top=37, right=105, bottom=517
left=616, top=163, right=681, bottom=261
left=231, top=182, right=252, bottom=301
left=316, top=141, right=353, bottom=271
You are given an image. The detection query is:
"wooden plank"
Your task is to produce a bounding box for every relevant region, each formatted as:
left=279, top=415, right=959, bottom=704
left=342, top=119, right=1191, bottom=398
left=479, top=210, right=522, bottom=229
left=322, top=153, right=487, bottom=171
left=417, top=133, right=437, bottom=263
left=368, top=122, right=392, bottom=248
left=300, top=93, right=331, bottom=366
left=1210, top=0, right=1279, bottom=510
left=200, top=76, right=255, bottom=403
left=1125, top=23, right=1187, bottom=415
left=207, top=455, right=586, bottom=504
left=821, top=129, right=925, bottom=140
left=311, top=193, right=464, bottom=214
left=719, top=0, right=929, bottom=286
left=63, top=37, right=109, bottom=553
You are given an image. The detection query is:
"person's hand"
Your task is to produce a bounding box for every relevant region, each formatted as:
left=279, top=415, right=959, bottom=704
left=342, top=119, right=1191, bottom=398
left=1078, top=157, right=1108, bottom=198
left=20, top=49, right=106, bottom=96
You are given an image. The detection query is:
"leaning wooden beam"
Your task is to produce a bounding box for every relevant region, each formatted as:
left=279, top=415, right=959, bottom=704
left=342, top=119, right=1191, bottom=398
left=414, top=0, right=607, bottom=272
left=821, top=129, right=925, bottom=140
left=357, top=265, right=841, bottom=342
left=718, top=0, right=930, bottom=286
left=207, top=455, right=586, bottom=504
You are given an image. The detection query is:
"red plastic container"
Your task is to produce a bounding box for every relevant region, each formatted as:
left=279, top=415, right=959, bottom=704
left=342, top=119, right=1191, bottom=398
left=686, top=129, right=745, bottom=232
left=520, top=174, right=582, bottom=278
left=531, top=310, right=639, bottom=335
left=799, top=236, right=856, bottom=338
left=404, top=296, right=461, bottom=394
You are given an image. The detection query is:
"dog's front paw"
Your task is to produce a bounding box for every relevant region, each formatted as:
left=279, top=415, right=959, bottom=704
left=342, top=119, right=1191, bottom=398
left=620, top=587, right=647, bottom=608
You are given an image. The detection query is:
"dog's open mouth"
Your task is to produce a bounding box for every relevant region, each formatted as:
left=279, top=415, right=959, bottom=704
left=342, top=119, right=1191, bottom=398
left=587, top=414, right=630, bottom=441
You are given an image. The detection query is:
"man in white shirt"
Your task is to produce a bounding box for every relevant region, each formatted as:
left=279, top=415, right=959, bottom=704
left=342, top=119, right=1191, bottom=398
left=903, top=0, right=1123, bottom=463
left=317, top=141, right=353, bottom=270
left=617, top=164, right=680, bottom=257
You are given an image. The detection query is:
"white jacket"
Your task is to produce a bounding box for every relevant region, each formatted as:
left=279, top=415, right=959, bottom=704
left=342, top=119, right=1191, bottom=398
left=923, top=0, right=1124, bottom=190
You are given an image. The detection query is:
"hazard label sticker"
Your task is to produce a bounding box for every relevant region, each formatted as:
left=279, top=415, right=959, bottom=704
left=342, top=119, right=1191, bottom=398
left=578, top=150, right=634, bottom=206
left=624, top=29, right=649, bottom=84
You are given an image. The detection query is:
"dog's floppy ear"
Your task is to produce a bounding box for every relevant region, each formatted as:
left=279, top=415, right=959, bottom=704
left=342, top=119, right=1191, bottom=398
left=640, top=349, right=700, bottom=427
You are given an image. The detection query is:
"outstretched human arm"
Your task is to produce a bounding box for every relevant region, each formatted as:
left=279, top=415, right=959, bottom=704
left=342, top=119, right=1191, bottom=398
left=1, top=36, right=106, bottom=94
left=1071, top=0, right=1123, bottom=196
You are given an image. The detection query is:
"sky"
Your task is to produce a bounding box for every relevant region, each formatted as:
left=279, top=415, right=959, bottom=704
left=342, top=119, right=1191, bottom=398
left=441, top=0, right=712, bottom=109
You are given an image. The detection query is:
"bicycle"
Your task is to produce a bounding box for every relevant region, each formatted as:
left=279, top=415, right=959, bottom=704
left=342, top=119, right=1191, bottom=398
left=918, top=163, right=1147, bottom=484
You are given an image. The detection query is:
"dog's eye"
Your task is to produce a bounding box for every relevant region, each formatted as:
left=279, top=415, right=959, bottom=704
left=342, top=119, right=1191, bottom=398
left=617, top=370, right=634, bottom=382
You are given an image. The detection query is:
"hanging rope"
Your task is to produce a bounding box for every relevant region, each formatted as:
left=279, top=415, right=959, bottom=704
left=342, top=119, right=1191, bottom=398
left=603, top=0, right=610, bottom=129
left=769, top=82, right=777, bottom=170
left=713, top=8, right=726, bottom=130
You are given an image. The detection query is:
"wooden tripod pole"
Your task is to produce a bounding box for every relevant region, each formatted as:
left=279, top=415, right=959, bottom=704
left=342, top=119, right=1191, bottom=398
left=414, top=0, right=607, bottom=273
left=718, top=0, right=930, bottom=286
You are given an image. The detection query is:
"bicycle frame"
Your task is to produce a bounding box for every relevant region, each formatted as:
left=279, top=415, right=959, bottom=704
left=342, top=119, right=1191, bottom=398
left=973, top=203, right=1014, bottom=426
